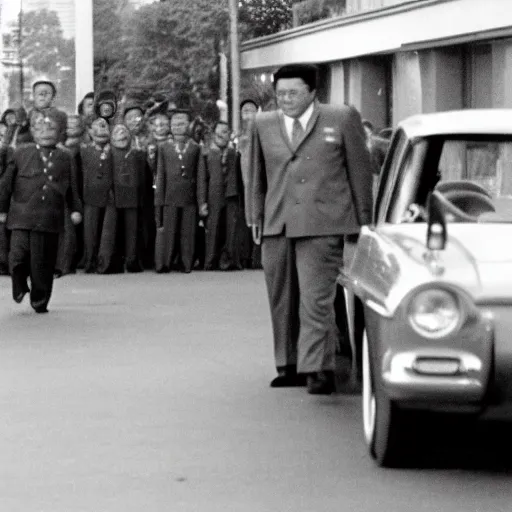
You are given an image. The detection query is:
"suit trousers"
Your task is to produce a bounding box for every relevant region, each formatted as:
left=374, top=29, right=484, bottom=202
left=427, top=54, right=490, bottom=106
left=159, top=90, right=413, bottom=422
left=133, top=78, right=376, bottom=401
left=261, top=235, right=300, bottom=370
left=262, top=234, right=344, bottom=373
left=83, top=204, right=117, bottom=274
left=156, top=205, right=197, bottom=273
left=205, top=199, right=240, bottom=270
left=9, top=229, right=59, bottom=311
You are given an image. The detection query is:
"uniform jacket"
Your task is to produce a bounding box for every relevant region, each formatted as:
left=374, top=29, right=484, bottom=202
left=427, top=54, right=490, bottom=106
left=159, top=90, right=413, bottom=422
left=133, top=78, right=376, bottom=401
left=250, top=103, right=373, bottom=237
left=111, top=147, right=147, bottom=208
left=0, top=143, right=82, bottom=233
left=198, top=144, right=242, bottom=208
left=80, top=144, right=114, bottom=207
left=154, top=138, right=205, bottom=208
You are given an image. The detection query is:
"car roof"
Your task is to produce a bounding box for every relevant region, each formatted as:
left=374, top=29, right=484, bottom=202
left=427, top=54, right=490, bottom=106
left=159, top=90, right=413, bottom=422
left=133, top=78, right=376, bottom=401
left=398, top=109, right=512, bottom=139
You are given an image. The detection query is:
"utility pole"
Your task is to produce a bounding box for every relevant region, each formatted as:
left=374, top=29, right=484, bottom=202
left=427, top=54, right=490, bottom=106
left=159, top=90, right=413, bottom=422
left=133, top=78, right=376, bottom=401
left=228, top=0, right=240, bottom=136
left=18, top=0, right=24, bottom=105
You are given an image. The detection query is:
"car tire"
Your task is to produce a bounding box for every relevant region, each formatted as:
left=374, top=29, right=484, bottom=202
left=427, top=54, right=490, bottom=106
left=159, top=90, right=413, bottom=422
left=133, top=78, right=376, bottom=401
left=362, top=330, right=408, bottom=467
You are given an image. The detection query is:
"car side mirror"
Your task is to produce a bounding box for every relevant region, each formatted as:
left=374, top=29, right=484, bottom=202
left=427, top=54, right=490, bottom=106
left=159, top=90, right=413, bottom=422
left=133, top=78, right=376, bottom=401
left=426, top=192, right=447, bottom=251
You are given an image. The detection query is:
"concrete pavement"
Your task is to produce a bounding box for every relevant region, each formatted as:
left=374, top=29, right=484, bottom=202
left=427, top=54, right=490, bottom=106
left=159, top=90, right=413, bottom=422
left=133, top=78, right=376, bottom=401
left=0, top=271, right=512, bottom=512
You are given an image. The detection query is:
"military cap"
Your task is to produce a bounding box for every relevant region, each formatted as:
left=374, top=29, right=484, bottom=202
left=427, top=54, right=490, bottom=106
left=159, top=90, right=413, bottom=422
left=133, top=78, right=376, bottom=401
left=123, top=101, right=145, bottom=118
left=94, top=89, right=117, bottom=118
left=240, top=98, right=259, bottom=110
left=0, top=108, right=15, bottom=126
left=32, top=78, right=57, bottom=96
left=273, top=63, right=318, bottom=91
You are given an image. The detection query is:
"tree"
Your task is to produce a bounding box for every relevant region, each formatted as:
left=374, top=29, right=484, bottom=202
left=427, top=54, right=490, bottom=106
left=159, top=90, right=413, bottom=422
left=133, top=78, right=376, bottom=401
left=93, top=0, right=132, bottom=92
left=239, top=0, right=293, bottom=39
left=15, top=9, right=75, bottom=110
left=123, top=0, right=229, bottom=115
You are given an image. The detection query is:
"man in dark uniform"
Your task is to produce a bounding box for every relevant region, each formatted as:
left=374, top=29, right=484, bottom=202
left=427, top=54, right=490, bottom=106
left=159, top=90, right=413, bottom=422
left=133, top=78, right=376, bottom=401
left=80, top=115, right=116, bottom=273
left=0, top=111, right=82, bottom=313
left=0, top=139, right=13, bottom=275
left=199, top=121, right=243, bottom=271
left=30, top=79, right=68, bottom=145
left=154, top=109, right=205, bottom=273
left=110, top=123, right=147, bottom=272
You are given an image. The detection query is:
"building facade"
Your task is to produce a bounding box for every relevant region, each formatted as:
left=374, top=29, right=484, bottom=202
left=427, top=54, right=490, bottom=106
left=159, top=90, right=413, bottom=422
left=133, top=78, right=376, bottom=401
left=240, top=0, right=512, bottom=130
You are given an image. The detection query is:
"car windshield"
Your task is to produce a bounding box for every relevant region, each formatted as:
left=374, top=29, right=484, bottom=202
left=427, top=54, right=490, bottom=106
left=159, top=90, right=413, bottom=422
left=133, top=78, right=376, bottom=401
left=434, top=136, right=512, bottom=222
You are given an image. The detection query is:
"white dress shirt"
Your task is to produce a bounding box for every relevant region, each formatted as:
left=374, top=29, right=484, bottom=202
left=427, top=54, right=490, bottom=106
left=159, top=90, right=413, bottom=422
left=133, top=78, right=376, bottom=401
left=282, top=101, right=315, bottom=143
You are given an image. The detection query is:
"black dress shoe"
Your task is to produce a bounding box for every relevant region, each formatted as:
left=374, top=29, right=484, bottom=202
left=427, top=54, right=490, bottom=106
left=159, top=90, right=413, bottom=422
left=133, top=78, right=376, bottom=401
left=307, top=371, right=336, bottom=395
left=34, top=306, right=49, bottom=314
left=270, top=372, right=307, bottom=388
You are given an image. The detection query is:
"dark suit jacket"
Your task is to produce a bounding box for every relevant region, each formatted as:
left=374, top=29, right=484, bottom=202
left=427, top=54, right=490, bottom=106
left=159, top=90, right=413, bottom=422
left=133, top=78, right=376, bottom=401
left=0, top=143, right=82, bottom=233
left=199, top=145, right=242, bottom=208
left=111, top=147, right=147, bottom=208
left=80, top=144, right=114, bottom=207
left=154, top=139, right=204, bottom=208
left=250, top=103, right=373, bottom=237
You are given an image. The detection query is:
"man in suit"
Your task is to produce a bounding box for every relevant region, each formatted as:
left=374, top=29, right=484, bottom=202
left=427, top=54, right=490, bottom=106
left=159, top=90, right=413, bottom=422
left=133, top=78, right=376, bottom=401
left=250, top=64, right=373, bottom=394
left=154, top=110, right=204, bottom=273
left=199, top=120, right=243, bottom=271
left=0, top=111, right=82, bottom=313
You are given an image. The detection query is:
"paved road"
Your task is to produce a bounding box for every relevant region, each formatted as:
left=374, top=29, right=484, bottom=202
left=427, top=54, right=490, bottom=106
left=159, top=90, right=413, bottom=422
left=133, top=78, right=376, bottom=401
left=1, top=270, right=512, bottom=512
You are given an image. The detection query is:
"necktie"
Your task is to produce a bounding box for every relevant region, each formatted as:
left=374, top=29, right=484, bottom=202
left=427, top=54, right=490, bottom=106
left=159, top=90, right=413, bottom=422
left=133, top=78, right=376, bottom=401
left=291, top=118, right=303, bottom=147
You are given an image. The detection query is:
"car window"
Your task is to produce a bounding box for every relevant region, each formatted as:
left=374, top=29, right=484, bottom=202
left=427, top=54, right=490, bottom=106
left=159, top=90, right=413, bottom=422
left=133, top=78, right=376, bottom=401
left=438, top=139, right=512, bottom=218
left=374, top=129, right=408, bottom=224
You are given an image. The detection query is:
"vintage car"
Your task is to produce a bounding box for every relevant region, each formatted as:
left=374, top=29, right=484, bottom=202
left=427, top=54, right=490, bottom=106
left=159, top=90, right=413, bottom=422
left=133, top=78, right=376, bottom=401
left=338, top=109, right=512, bottom=467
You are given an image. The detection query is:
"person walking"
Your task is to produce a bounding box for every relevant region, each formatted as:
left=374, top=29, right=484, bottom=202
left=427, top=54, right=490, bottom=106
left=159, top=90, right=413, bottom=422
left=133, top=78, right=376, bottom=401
left=0, top=111, right=82, bottom=313
left=250, top=64, right=373, bottom=394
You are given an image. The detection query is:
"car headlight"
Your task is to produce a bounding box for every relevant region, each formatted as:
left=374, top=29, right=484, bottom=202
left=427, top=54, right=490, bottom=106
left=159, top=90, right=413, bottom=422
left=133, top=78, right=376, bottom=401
left=408, top=289, right=460, bottom=338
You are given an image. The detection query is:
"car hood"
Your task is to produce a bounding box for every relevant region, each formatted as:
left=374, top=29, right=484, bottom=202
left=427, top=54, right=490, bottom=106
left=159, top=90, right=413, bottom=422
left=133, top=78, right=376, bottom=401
left=360, top=223, right=512, bottom=307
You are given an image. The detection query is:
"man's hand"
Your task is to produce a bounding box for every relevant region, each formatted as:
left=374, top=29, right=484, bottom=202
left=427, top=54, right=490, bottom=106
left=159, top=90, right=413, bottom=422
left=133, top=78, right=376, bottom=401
left=199, top=203, right=208, bottom=218
left=251, top=220, right=262, bottom=245
left=70, top=212, right=82, bottom=225
left=0, top=213, right=7, bottom=224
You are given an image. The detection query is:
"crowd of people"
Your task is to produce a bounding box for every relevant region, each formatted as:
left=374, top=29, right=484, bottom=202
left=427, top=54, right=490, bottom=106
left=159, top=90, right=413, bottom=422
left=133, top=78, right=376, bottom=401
left=1, top=64, right=379, bottom=397
left=0, top=79, right=263, bottom=312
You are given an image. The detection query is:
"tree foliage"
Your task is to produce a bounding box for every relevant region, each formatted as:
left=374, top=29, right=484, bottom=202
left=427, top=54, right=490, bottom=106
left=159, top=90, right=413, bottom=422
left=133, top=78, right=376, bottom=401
left=239, top=0, right=293, bottom=39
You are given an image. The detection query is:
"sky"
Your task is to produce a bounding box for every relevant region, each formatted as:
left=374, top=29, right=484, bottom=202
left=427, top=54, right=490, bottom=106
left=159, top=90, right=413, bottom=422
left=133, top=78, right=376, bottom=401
left=1, top=0, right=22, bottom=25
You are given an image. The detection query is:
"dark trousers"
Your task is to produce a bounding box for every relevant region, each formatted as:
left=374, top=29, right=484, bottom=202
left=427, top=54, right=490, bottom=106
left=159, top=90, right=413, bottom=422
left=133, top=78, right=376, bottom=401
left=117, top=208, right=141, bottom=272
left=205, top=199, right=240, bottom=270
left=262, top=234, right=344, bottom=374
left=0, top=223, right=9, bottom=274
left=55, top=207, right=76, bottom=275
left=83, top=204, right=116, bottom=273
left=9, top=229, right=59, bottom=311
left=155, top=205, right=196, bottom=273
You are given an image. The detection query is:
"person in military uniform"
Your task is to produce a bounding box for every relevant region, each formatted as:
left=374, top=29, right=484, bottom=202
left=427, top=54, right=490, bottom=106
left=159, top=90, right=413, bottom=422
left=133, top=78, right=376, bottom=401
left=94, top=90, right=118, bottom=125
left=110, top=123, right=147, bottom=272
left=80, top=115, right=116, bottom=274
left=0, top=111, right=82, bottom=313
left=199, top=121, right=243, bottom=271
left=154, top=110, right=205, bottom=273
left=54, top=114, right=87, bottom=277
left=29, top=79, right=68, bottom=146
left=123, top=102, right=155, bottom=269
left=0, top=136, right=13, bottom=275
